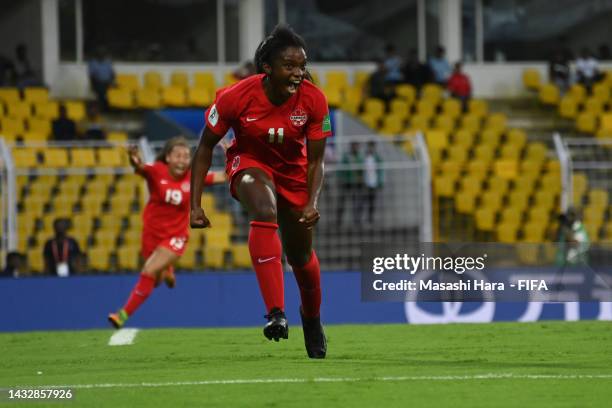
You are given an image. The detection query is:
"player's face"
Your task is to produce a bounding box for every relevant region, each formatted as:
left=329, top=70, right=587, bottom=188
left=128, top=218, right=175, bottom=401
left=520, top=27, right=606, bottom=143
left=269, top=46, right=307, bottom=98
left=166, top=145, right=191, bottom=177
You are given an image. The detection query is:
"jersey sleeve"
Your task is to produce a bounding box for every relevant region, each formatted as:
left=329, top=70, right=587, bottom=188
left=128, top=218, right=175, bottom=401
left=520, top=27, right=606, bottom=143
left=205, top=89, right=235, bottom=137
left=306, top=90, right=332, bottom=140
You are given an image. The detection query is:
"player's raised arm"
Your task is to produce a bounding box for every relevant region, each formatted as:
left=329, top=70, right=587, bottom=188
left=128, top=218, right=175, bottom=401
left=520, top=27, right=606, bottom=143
left=127, top=145, right=146, bottom=176
left=299, top=138, right=326, bottom=229
left=190, top=127, right=224, bottom=228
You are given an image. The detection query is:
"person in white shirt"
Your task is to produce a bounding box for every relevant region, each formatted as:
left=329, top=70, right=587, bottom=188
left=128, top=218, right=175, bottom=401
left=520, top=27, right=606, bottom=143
left=576, top=48, right=601, bottom=92
left=360, top=141, right=384, bottom=224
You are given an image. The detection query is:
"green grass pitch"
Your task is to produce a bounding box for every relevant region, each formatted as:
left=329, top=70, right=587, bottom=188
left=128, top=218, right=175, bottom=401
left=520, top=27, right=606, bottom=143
left=1, top=321, right=611, bottom=407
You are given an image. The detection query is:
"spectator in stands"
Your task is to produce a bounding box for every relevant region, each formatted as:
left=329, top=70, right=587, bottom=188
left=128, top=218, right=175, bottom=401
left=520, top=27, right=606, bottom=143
left=232, top=60, right=256, bottom=81
left=78, top=102, right=106, bottom=140
left=14, top=43, right=40, bottom=87
left=52, top=104, right=77, bottom=141
left=401, top=48, right=431, bottom=92
left=0, top=54, right=16, bottom=86
left=447, top=62, right=472, bottom=111
left=383, top=44, right=403, bottom=84
left=428, top=46, right=451, bottom=85
left=88, top=47, right=116, bottom=111
left=554, top=208, right=590, bottom=290
left=43, top=218, right=82, bottom=277
left=357, top=141, right=384, bottom=225
left=337, top=142, right=363, bottom=226
left=548, top=50, right=570, bottom=93
left=576, top=48, right=601, bottom=92
left=365, top=59, right=395, bottom=105
left=1, top=251, right=27, bottom=278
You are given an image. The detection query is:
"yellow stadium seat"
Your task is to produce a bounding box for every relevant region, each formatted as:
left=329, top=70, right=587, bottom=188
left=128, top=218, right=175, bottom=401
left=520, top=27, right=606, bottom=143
left=193, top=72, right=216, bottom=92
left=508, top=191, right=529, bottom=210
left=107, top=131, right=128, bottom=143
left=27, top=249, right=45, bottom=273
left=415, top=99, right=436, bottom=117
left=468, top=99, right=488, bottom=118
left=322, top=86, right=342, bottom=108
left=1, top=117, right=25, bottom=135
left=546, top=159, right=561, bottom=173
left=379, top=115, right=404, bottom=135
left=353, top=71, right=370, bottom=88
left=65, top=101, right=86, bottom=121
left=440, top=160, right=462, bottom=175
left=108, top=88, right=135, bottom=109
left=539, top=173, right=561, bottom=194
left=98, top=148, right=127, bottom=167
left=583, top=206, right=605, bottom=226
left=325, top=71, right=349, bottom=91
left=473, top=145, right=494, bottom=163
left=460, top=114, right=481, bottom=133
left=500, top=208, right=523, bottom=224
left=144, top=71, right=163, bottom=89
left=447, top=145, right=468, bottom=163
left=21, top=131, right=48, bottom=143
left=425, top=130, right=449, bottom=150
left=389, top=98, right=411, bottom=119
left=341, top=87, right=362, bottom=115
left=187, top=87, right=212, bottom=107
left=583, top=97, right=604, bottom=115
left=480, top=128, right=502, bottom=147
left=23, top=87, right=49, bottom=104
left=162, top=86, right=188, bottom=107
left=466, top=160, right=488, bottom=175
left=359, top=113, right=380, bottom=130
left=506, top=128, right=527, bottom=150
left=487, top=176, right=511, bottom=195
left=475, top=208, right=496, bottom=231
left=87, top=247, right=111, bottom=271
left=44, top=148, right=69, bottom=167
left=538, top=83, right=560, bottom=105
left=80, top=195, right=105, bottom=215
left=527, top=207, right=550, bottom=223
left=409, top=115, right=430, bottom=131
left=422, top=84, right=443, bottom=102
left=485, top=113, right=507, bottom=131
left=170, top=71, right=189, bottom=89
left=230, top=244, right=251, bottom=268
left=395, top=84, right=416, bottom=104
left=455, top=191, right=477, bottom=214
left=452, top=129, right=475, bottom=149
left=123, top=229, right=141, bottom=247
left=204, top=245, right=226, bottom=269
left=27, top=118, right=51, bottom=135
left=136, top=88, right=162, bottom=109
left=481, top=190, right=503, bottom=211
left=522, top=69, right=541, bottom=90
left=434, top=175, right=455, bottom=197
left=0, top=88, right=20, bottom=104
left=559, top=95, right=578, bottom=119
left=568, top=84, right=586, bottom=103
left=363, top=98, right=385, bottom=118
left=71, top=148, right=97, bottom=167
left=98, top=213, right=123, bottom=233
left=493, top=160, right=518, bottom=179
left=522, top=222, right=547, bottom=242
left=117, top=246, right=140, bottom=270
left=7, top=101, right=31, bottom=119
left=461, top=176, right=482, bottom=194
left=525, top=142, right=548, bottom=162
left=12, top=148, right=39, bottom=167
left=497, top=223, right=519, bottom=243
left=442, top=98, right=462, bottom=118
left=34, top=101, right=60, bottom=120
left=115, top=73, right=140, bottom=90
left=500, top=144, right=521, bottom=160
left=592, top=82, right=610, bottom=101
left=588, top=189, right=608, bottom=208
left=520, top=160, right=543, bottom=176
left=433, top=115, right=455, bottom=132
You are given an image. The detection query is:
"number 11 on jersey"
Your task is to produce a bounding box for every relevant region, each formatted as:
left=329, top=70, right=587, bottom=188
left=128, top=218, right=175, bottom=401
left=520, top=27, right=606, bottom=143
left=268, top=128, right=284, bottom=144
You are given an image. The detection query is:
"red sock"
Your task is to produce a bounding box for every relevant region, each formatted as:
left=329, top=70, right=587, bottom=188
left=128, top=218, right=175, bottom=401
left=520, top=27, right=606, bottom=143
left=123, top=274, right=156, bottom=316
left=248, top=221, right=284, bottom=312
left=291, top=251, right=321, bottom=319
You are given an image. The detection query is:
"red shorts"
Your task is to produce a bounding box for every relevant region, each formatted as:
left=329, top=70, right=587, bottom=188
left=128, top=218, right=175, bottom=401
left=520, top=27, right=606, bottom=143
left=141, top=234, right=188, bottom=259
left=226, top=154, right=309, bottom=210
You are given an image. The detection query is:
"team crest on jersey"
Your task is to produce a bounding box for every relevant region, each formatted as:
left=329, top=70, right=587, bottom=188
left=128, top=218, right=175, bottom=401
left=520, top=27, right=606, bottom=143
left=290, top=108, right=308, bottom=127
left=232, top=156, right=240, bottom=171
left=181, top=182, right=190, bottom=192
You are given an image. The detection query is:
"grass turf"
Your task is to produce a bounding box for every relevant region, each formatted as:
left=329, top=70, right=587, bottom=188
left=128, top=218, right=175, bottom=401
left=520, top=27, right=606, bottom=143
left=0, top=321, right=611, bottom=407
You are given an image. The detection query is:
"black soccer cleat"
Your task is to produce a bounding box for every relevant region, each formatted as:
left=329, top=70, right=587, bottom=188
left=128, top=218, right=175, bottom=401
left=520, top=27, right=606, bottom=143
left=263, top=308, right=289, bottom=342
left=300, top=309, right=327, bottom=359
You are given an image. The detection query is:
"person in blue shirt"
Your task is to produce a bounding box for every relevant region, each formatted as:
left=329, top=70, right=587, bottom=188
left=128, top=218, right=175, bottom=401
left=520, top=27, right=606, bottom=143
left=88, top=47, right=116, bottom=111
left=428, top=46, right=451, bottom=85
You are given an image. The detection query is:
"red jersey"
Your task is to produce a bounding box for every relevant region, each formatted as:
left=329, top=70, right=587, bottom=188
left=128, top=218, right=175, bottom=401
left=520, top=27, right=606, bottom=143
left=141, top=161, right=214, bottom=241
left=447, top=72, right=471, bottom=97
left=205, top=74, right=332, bottom=185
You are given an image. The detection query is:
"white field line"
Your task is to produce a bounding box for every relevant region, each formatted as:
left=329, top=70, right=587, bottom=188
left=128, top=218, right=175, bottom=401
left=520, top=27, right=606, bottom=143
left=108, top=329, right=139, bottom=346
left=17, top=373, right=612, bottom=390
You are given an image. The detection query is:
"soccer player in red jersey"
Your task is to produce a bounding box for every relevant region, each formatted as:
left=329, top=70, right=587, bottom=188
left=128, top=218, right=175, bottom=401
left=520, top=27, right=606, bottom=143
left=190, top=25, right=331, bottom=358
left=108, top=137, right=225, bottom=329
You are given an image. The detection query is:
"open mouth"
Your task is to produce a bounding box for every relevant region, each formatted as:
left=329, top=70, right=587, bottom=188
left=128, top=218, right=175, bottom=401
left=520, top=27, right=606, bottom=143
left=287, top=79, right=302, bottom=94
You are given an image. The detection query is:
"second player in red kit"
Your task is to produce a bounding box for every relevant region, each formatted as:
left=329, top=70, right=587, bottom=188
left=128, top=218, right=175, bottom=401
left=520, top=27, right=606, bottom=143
left=191, top=25, right=331, bottom=358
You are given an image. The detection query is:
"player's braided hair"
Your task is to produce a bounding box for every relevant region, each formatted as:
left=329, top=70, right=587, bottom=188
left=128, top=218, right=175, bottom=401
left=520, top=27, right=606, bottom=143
left=156, top=135, right=191, bottom=163
left=254, top=24, right=306, bottom=74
